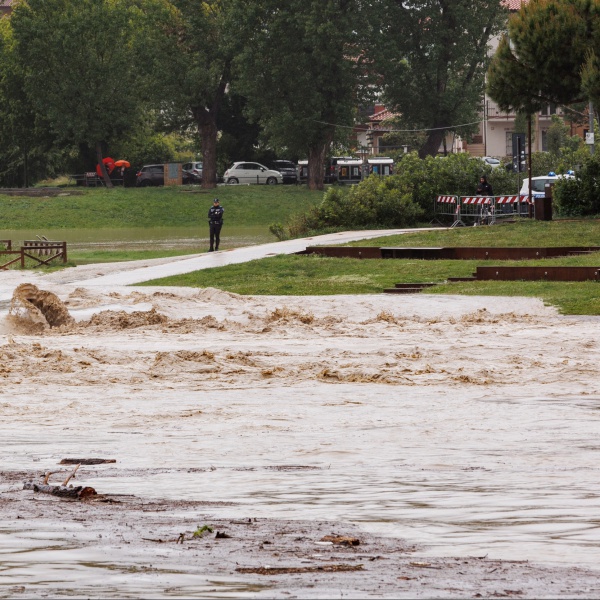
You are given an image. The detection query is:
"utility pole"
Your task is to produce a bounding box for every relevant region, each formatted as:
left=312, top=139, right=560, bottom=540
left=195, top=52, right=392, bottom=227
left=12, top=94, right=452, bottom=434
left=588, top=101, right=595, bottom=155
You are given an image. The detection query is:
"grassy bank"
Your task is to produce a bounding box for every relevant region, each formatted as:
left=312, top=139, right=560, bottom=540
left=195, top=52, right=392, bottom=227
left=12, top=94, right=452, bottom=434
left=0, top=185, right=321, bottom=229
left=142, top=218, right=600, bottom=315
left=346, top=218, right=600, bottom=248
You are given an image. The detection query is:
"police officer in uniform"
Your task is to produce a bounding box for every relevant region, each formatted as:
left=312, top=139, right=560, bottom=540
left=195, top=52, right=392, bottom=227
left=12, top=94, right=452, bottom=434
left=208, top=198, right=224, bottom=252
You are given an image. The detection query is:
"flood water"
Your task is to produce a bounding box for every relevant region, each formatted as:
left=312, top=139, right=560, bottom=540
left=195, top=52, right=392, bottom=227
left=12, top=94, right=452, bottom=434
left=2, top=383, right=600, bottom=570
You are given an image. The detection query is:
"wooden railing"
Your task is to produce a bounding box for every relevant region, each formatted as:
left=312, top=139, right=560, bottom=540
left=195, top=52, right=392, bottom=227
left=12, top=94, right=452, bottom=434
left=0, top=240, right=67, bottom=269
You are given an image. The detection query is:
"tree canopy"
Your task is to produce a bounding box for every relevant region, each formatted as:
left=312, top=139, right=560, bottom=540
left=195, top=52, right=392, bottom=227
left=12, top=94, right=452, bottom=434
left=140, top=0, right=242, bottom=188
left=232, top=0, right=366, bottom=190
left=10, top=0, right=146, bottom=186
left=369, top=0, right=507, bottom=158
left=487, top=0, right=600, bottom=113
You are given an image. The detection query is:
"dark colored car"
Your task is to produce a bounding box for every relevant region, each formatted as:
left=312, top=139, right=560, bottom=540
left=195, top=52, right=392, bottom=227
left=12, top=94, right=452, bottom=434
left=136, top=164, right=165, bottom=187
left=268, top=160, right=298, bottom=184
left=136, top=164, right=201, bottom=187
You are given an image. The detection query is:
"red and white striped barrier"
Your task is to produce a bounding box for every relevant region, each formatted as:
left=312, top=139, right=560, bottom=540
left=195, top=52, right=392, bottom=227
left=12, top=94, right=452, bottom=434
left=436, top=195, right=456, bottom=203
left=462, top=196, right=493, bottom=205
left=495, top=195, right=530, bottom=204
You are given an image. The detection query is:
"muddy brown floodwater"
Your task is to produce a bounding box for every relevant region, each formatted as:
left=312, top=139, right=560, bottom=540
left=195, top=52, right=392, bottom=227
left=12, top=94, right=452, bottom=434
left=1, top=279, right=600, bottom=598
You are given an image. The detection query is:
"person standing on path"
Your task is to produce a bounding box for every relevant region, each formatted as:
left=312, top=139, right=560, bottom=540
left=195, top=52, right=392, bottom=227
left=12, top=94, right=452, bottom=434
left=475, top=175, right=493, bottom=225
left=208, top=198, right=224, bottom=252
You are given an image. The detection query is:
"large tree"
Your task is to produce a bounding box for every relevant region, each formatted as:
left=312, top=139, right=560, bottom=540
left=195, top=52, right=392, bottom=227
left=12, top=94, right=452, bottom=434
left=487, top=0, right=599, bottom=112
left=371, top=0, right=507, bottom=158
left=10, top=0, right=145, bottom=187
left=232, top=0, right=366, bottom=190
left=141, top=0, right=241, bottom=189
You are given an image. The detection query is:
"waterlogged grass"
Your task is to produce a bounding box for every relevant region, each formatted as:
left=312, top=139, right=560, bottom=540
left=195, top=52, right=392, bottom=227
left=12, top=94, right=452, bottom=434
left=67, top=248, right=202, bottom=264
left=0, top=185, right=321, bottom=230
left=347, top=218, right=600, bottom=248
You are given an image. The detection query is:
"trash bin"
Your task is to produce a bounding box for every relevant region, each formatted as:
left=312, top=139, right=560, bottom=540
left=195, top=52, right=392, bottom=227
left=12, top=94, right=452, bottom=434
left=535, top=192, right=553, bottom=221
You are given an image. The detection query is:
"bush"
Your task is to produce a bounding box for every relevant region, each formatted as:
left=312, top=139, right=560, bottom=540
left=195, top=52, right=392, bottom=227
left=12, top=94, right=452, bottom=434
left=554, top=153, right=600, bottom=217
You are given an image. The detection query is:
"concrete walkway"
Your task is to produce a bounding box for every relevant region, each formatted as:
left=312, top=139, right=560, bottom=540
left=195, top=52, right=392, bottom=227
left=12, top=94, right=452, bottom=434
left=1, top=228, right=437, bottom=300
left=55, top=228, right=433, bottom=287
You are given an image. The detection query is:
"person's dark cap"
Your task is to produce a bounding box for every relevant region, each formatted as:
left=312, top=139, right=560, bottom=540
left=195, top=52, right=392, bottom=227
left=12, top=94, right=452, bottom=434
left=213, top=198, right=220, bottom=203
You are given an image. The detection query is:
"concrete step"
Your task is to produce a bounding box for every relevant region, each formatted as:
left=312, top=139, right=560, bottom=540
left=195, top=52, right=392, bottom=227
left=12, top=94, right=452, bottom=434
left=383, top=287, right=428, bottom=294
left=393, top=282, right=437, bottom=289
left=383, top=282, right=438, bottom=294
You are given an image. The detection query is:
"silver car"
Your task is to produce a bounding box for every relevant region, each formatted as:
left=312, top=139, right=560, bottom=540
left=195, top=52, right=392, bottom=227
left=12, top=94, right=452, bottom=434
left=223, top=162, right=283, bottom=185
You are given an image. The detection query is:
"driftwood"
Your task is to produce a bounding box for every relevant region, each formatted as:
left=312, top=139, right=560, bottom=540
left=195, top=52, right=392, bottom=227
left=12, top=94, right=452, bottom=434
left=60, top=458, right=116, bottom=465
left=236, top=564, right=364, bottom=575
left=22, top=464, right=97, bottom=499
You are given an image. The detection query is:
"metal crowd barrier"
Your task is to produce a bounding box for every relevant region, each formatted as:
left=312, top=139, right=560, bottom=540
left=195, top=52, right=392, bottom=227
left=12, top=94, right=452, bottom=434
left=493, top=195, right=531, bottom=222
left=433, top=195, right=463, bottom=228
left=460, top=196, right=494, bottom=226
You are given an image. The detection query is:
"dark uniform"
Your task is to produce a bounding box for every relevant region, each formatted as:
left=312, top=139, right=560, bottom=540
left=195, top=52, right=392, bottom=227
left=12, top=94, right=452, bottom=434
left=208, top=199, right=224, bottom=251
left=475, top=177, right=493, bottom=225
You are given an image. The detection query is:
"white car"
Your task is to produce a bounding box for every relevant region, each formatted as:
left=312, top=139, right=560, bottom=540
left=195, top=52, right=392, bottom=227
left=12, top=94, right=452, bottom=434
left=223, top=162, right=283, bottom=185
left=480, top=156, right=501, bottom=169
left=520, top=171, right=575, bottom=198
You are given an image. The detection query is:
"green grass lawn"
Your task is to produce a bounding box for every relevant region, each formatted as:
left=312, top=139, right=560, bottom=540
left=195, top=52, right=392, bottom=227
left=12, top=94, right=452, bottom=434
left=3, top=186, right=600, bottom=315
left=346, top=218, right=600, bottom=248
left=141, top=250, right=600, bottom=315
left=0, top=185, right=321, bottom=229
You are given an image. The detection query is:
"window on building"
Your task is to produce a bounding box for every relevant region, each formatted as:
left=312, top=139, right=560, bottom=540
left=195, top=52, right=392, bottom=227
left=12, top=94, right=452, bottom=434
left=506, top=132, right=513, bottom=156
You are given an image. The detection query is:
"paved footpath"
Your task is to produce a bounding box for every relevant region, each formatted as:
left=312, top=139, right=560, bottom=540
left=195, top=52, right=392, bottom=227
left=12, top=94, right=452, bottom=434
left=1, top=228, right=440, bottom=300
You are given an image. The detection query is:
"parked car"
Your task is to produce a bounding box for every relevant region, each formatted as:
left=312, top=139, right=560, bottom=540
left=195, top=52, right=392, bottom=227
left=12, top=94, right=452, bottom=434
left=520, top=171, right=575, bottom=198
left=136, top=164, right=165, bottom=187
left=136, top=164, right=200, bottom=186
left=268, top=160, right=298, bottom=184
left=480, top=156, right=502, bottom=169
left=182, top=161, right=203, bottom=182
left=223, top=162, right=283, bottom=185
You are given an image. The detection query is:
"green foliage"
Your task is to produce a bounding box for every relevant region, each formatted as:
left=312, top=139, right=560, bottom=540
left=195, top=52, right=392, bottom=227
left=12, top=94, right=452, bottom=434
left=192, top=525, right=213, bottom=538
left=143, top=0, right=243, bottom=187
left=233, top=0, right=364, bottom=188
left=0, top=18, right=57, bottom=186
left=487, top=0, right=598, bottom=112
left=11, top=0, right=145, bottom=152
left=370, top=0, right=507, bottom=157
left=554, top=153, right=600, bottom=217
left=546, top=115, right=570, bottom=156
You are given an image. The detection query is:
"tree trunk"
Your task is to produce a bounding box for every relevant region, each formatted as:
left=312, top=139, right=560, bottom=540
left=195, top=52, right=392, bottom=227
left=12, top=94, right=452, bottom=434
left=419, top=129, right=445, bottom=158
left=96, top=141, right=113, bottom=188
left=307, top=145, right=326, bottom=191
left=199, top=118, right=218, bottom=190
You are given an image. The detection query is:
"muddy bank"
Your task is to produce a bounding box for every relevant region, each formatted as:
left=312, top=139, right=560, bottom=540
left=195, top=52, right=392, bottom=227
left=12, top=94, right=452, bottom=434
left=2, top=468, right=600, bottom=599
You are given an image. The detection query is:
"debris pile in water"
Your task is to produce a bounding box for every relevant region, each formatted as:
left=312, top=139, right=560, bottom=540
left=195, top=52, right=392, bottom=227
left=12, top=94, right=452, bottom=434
left=8, top=283, right=74, bottom=332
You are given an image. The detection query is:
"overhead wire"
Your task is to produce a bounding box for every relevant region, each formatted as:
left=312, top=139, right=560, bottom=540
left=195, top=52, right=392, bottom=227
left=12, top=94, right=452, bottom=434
left=311, top=119, right=482, bottom=133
